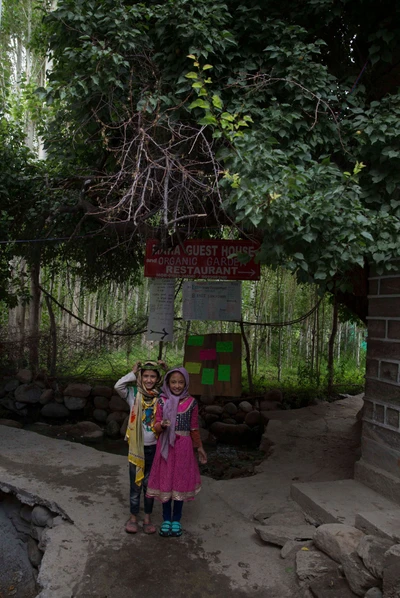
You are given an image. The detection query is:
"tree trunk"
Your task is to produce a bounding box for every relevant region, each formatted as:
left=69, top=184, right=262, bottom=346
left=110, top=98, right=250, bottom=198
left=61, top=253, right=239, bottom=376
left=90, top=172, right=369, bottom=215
left=240, top=320, right=253, bottom=394
left=327, top=294, right=339, bottom=396
left=45, top=293, right=57, bottom=376
left=28, top=257, right=41, bottom=372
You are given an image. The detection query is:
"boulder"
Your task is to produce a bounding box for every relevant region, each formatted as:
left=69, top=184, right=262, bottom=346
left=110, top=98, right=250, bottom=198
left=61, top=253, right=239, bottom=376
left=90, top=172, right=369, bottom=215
left=106, top=420, right=121, bottom=438
left=39, top=389, right=54, bottom=405
left=281, top=540, right=314, bottom=559
left=16, top=369, right=33, bottom=384
left=20, top=505, right=33, bottom=523
left=0, top=419, right=23, bottom=429
left=68, top=421, right=104, bottom=443
left=0, top=397, right=28, bottom=416
left=94, top=396, right=110, bottom=410
left=222, top=418, right=237, bottom=425
left=255, top=524, right=315, bottom=547
left=27, top=537, right=43, bottom=568
left=382, top=544, right=400, bottom=598
left=30, top=524, right=44, bottom=542
left=223, top=402, right=238, bottom=415
left=313, top=524, right=364, bottom=563
left=260, top=412, right=271, bottom=425
left=14, top=384, right=42, bottom=404
left=82, top=430, right=104, bottom=443
left=205, top=405, right=223, bottom=416
left=295, top=550, right=338, bottom=581
left=106, top=411, right=126, bottom=424
left=54, top=393, right=65, bottom=404
left=120, top=415, right=129, bottom=437
left=31, top=505, right=53, bottom=527
left=41, top=403, right=70, bottom=419
left=64, top=396, right=87, bottom=410
left=245, top=410, right=264, bottom=427
left=308, top=572, right=358, bottom=597
left=357, top=534, right=393, bottom=579
left=93, top=409, right=108, bottom=423
left=109, top=395, right=130, bottom=412
left=63, top=383, right=91, bottom=398
left=234, top=411, right=246, bottom=423
left=341, top=551, right=380, bottom=596
left=4, top=379, right=20, bottom=392
left=238, top=400, right=253, bottom=413
left=204, top=413, right=219, bottom=425
left=91, top=385, right=112, bottom=398
left=364, top=589, right=383, bottom=598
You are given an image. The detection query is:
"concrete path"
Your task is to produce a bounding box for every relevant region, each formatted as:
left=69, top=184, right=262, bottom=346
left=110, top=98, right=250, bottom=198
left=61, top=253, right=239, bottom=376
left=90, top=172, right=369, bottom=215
left=0, top=396, right=363, bottom=598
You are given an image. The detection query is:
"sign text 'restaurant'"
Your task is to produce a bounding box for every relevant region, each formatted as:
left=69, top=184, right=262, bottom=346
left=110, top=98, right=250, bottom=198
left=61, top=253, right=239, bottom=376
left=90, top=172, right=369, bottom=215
left=144, top=239, right=260, bottom=281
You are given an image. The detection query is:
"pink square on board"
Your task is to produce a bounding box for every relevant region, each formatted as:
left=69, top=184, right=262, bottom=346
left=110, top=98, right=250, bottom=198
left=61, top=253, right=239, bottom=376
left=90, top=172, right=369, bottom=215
left=199, top=348, right=217, bottom=361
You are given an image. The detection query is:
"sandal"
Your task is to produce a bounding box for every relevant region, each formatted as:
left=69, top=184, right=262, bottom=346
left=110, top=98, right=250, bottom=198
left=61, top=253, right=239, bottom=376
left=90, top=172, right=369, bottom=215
left=159, top=521, right=172, bottom=537
left=171, top=521, right=182, bottom=537
left=125, top=519, right=139, bottom=534
left=143, top=522, right=156, bottom=534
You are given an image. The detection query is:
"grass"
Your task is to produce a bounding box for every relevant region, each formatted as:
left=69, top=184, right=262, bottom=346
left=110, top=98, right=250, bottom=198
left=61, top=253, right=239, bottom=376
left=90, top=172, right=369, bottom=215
left=55, top=346, right=365, bottom=410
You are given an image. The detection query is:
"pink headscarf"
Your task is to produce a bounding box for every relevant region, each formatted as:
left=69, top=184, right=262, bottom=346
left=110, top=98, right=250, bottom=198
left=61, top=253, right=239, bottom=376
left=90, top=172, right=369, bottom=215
left=160, top=367, right=190, bottom=461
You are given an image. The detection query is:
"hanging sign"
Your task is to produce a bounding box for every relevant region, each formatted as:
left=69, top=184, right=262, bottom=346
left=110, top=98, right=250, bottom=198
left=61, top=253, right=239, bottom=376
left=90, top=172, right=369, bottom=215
left=146, top=278, right=174, bottom=342
left=182, top=281, right=242, bottom=321
left=144, top=239, right=260, bottom=280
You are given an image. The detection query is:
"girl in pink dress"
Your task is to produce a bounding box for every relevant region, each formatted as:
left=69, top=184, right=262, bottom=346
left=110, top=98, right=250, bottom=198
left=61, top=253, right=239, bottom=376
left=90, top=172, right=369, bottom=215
left=146, top=367, right=207, bottom=537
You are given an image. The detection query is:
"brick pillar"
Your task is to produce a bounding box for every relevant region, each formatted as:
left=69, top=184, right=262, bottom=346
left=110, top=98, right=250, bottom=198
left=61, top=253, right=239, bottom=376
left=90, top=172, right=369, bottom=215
left=355, top=267, right=400, bottom=502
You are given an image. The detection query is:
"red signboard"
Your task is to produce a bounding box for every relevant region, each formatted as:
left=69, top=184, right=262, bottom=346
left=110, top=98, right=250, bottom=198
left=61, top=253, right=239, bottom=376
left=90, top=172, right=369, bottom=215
left=144, top=239, right=260, bottom=280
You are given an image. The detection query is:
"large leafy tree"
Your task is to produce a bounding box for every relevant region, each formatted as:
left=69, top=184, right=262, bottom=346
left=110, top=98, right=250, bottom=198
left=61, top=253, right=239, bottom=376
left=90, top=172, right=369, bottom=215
left=35, top=0, right=400, bottom=320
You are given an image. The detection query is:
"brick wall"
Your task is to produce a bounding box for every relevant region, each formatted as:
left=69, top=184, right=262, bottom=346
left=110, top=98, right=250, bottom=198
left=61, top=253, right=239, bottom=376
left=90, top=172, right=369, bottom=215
left=355, top=268, right=400, bottom=500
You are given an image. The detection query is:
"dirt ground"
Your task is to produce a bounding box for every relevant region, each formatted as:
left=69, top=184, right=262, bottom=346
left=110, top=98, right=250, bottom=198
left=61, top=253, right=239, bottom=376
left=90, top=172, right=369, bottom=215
left=0, top=395, right=364, bottom=598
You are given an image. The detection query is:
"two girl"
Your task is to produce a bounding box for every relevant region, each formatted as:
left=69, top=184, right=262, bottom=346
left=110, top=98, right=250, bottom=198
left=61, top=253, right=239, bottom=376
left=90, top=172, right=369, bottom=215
left=115, top=363, right=206, bottom=537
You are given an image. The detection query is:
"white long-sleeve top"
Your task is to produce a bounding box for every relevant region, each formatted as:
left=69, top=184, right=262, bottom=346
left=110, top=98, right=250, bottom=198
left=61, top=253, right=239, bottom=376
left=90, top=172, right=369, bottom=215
left=114, top=371, right=157, bottom=446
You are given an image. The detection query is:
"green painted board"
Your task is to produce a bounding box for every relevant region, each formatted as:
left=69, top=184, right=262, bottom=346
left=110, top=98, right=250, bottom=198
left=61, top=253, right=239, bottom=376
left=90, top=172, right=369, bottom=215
left=201, top=368, right=215, bottom=385
left=216, top=341, right=233, bottom=353
left=187, top=335, right=205, bottom=347
left=218, top=364, right=231, bottom=382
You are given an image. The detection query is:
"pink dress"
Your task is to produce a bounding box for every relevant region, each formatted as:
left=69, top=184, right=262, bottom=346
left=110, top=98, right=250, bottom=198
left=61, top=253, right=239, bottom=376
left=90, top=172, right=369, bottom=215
left=146, top=395, right=201, bottom=502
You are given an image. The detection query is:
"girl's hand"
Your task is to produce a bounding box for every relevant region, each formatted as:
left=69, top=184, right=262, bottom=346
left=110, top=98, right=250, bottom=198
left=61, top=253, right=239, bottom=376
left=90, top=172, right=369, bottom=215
left=161, top=419, right=171, bottom=428
left=198, top=447, right=207, bottom=464
left=157, top=360, right=168, bottom=370
left=132, top=361, right=141, bottom=374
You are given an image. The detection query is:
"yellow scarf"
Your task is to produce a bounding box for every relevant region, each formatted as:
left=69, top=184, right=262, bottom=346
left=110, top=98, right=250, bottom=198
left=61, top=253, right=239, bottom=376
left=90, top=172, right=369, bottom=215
left=125, top=370, right=160, bottom=486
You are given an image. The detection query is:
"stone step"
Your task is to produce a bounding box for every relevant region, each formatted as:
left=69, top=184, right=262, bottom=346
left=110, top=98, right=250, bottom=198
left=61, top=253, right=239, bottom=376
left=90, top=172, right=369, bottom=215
left=355, top=458, right=400, bottom=504
left=356, top=509, right=400, bottom=541
left=291, top=478, right=400, bottom=539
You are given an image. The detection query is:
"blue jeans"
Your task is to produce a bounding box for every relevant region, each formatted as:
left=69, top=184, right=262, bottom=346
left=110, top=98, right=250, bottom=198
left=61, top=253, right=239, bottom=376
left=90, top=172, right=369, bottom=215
left=129, top=444, right=156, bottom=515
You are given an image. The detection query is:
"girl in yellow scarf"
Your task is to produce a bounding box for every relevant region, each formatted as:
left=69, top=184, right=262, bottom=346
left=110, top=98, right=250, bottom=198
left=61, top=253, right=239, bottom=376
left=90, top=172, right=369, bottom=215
left=114, top=360, right=166, bottom=534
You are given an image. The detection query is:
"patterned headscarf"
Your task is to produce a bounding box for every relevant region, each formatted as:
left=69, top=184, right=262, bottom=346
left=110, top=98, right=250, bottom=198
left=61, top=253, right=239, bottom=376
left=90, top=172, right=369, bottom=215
left=160, top=367, right=190, bottom=461
left=126, top=361, right=163, bottom=485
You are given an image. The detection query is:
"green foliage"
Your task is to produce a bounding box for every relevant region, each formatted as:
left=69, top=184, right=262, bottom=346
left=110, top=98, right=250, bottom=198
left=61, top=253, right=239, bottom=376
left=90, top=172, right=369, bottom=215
left=36, top=0, right=400, bottom=298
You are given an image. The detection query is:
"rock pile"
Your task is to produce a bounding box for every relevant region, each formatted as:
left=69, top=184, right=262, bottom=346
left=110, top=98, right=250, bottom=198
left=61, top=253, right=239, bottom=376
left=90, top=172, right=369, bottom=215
left=198, top=390, right=283, bottom=446
left=0, top=490, right=66, bottom=598
left=0, top=369, right=284, bottom=446
left=0, top=371, right=131, bottom=442
left=255, top=513, right=399, bottom=597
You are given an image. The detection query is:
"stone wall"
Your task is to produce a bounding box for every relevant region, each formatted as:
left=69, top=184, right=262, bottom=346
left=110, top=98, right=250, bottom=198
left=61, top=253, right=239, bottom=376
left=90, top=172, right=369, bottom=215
left=355, top=266, right=400, bottom=502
